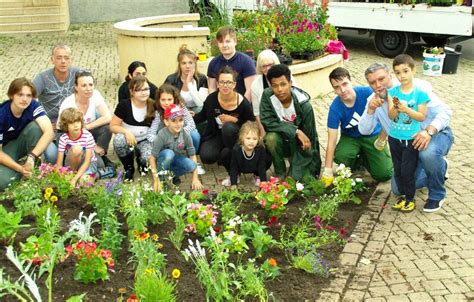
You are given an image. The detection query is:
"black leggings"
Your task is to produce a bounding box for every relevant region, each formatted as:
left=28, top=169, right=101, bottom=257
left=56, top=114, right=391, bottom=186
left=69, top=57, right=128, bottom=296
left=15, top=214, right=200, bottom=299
left=200, top=122, right=240, bottom=170
left=388, top=137, right=419, bottom=201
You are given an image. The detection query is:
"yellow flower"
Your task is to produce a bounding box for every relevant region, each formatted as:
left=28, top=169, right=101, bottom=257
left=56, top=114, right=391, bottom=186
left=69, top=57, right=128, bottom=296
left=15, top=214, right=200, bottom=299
left=138, top=232, right=150, bottom=241
left=151, top=234, right=159, bottom=241
left=131, top=230, right=139, bottom=237
left=44, top=192, right=51, bottom=200
left=171, top=268, right=181, bottom=279
left=45, top=187, right=53, bottom=195
left=50, top=195, right=58, bottom=202
left=145, top=268, right=155, bottom=274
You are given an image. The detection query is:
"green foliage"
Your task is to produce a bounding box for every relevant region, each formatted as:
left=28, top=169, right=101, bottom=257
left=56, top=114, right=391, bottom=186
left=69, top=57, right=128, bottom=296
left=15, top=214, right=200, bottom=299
left=332, top=165, right=366, bottom=205
left=0, top=179, right=42, bottom=217
left=20, top=234, right=54, bottom=264
left=134, top=271, right=176, bottom=302
left=230, top=261, right=269, bottom=301
left=291, top=250, right=329, bottom=277
left=240, top=220, right=276, bottom=258
left=66, top=293, right=87, bottom=302
left=129, top=232, right=167, bottom=276
left=213, top=190, right=249, bottom=224
left=74, top=255, right=108, bottom=284
left=191, top=0, right=230, bottom=32
left=162, top=193, right=189, bottom=250
left=0, top=205, right=28, bottom=242
left=36, top=204, right=61, bottom=238
left=304, top=194, right=340, bottom=221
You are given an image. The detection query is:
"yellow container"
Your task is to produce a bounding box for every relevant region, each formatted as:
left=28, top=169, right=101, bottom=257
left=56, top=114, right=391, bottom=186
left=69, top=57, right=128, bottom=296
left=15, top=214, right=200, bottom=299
left=198, top=53, right=207, bottom=61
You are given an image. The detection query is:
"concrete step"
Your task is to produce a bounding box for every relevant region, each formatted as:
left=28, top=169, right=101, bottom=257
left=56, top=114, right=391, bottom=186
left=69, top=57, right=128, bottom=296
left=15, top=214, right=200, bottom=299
left=0, top=13, right=65, bottom=23
left=0, top=6, right=62, bottom=15
left=0, top=1, right=26, bottom=9
left=0, top=20, right=65, bottom=31
left=0, top=28, right=65, bottom=35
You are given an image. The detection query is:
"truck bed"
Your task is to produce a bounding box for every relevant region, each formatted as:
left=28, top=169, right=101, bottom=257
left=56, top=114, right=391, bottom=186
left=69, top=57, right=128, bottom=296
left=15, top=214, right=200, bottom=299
left=327, top=2, right=472, bottom=36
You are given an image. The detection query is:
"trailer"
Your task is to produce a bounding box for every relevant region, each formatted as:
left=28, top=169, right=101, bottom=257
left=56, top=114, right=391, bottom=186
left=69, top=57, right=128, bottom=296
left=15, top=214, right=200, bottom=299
left=327, top=2, right=473, bottom=57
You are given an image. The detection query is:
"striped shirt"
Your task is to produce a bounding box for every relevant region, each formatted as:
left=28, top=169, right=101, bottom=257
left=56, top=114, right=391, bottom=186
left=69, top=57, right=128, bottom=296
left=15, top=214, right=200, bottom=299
left=58, top=129, right=97, bottom=162
left=147, top=107, right=196, bottom=143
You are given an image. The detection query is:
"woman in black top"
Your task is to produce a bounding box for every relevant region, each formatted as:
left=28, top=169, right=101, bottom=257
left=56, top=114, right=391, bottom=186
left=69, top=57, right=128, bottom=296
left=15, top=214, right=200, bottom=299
left=164, top=45, right=208, bottom=114
left=194, top=66, right=255, bottom=171
left=118, top=61, right=158, bottom=103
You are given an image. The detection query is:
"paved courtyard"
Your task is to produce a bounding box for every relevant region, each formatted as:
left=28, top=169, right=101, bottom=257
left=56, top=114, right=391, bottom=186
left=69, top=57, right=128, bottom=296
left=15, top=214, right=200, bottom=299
left=0, top=23, right=472, bottom=301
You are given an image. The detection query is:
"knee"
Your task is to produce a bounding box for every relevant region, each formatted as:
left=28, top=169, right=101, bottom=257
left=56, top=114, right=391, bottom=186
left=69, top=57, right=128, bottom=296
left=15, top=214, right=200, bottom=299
left=372, top=169, right=393, bottom=182
left=70, top=145, right=84, bottom=157
left=264, top=132, right=280, bottom=151
left=24, top=121, right=42, bottom=139
left=222, top=122, right=239, bottom=135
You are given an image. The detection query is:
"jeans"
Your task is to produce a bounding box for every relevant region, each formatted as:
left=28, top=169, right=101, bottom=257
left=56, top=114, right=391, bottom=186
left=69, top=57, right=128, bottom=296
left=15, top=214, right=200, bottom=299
left=190, top=129, right=200, bottom=153
left=388, top=137, right=418, bottom=201
left=391, top=127, right=454, bottom=201
left=44, top=131, right=62, bottom=164
left=156, top=149, right=196, bottom=177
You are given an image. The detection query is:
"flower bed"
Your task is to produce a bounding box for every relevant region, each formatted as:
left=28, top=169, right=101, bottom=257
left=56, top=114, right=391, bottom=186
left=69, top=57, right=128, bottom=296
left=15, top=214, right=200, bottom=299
left=0, top=165, right=374, bottom=301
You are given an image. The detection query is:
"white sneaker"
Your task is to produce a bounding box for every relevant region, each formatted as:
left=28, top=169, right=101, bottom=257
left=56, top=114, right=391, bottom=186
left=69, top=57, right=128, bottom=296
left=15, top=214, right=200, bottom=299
left=221, top=176, right=239, bottom=187
left=443, top=156, right=449, bottom=180
left=196, top=163, right=206, bottom=175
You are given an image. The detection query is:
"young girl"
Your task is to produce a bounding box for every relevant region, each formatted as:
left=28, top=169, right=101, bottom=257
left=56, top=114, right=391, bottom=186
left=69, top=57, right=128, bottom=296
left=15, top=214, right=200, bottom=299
left=56, top=108, right=98, bottom=188
left=224, top=121, right=272, bottom=188
left=149, top=104, right=203, bottom=192
left=147, top=84, right=204, bottom=174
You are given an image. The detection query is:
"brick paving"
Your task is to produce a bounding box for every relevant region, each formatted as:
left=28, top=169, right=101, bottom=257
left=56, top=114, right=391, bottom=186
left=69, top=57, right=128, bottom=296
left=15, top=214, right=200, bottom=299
left=0, top=23, right=472, bottom=301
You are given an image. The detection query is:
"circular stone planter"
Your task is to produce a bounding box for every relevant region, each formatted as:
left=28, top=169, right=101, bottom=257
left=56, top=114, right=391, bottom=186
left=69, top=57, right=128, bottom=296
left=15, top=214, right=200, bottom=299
left=114, top=14, right=210, bottom=87
left=197, top=53, right=343, bottom=98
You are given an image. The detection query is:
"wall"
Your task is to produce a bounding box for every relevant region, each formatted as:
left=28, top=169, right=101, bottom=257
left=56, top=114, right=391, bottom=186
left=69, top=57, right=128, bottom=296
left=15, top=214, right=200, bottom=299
left=68, top=0, right=189, bottom=24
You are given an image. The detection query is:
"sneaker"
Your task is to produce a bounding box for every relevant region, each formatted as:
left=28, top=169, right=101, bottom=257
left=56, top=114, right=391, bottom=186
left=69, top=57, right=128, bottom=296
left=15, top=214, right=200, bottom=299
left=252, top=176, right=261, bottom=186
left=124, top=168, right=134, bottom=182
left=196, top=163, right=206, bottom=175
left=444, top=156, right=449, bottom=180
left=392, top=197, right=406, bottom=210
left=98, top=166, right=116, bottom=179
left=423, top=199, right=445, bottom=213
left=400, top=200, right=416, bottom=212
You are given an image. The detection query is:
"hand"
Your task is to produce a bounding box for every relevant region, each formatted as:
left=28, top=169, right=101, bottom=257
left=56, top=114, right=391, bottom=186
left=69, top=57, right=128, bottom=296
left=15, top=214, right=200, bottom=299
left=20, top=165, right=33, bottom=179
left=124, top=130, right=137, bottom=146
left=219, top=114, right=237, bottom=123
left=70, top=178, right=78, bottom=188
left=186, top=65, right=195, bottom=83
left=368, top=95, right=384, bottom=113
left=153, top=177, right=162, bottom=192
left=191, top=178, right=203, bottom=190
left=94, top=145, right=105, bottom=156
left=412, top=129, right=432, bottom=151
left=320, top=167, right=334, bottom=188
left=296, top=129, right=311, bottom=151
left=396, top=102, right=409, bottom=113
left=374, top=137, right=387, bottom=151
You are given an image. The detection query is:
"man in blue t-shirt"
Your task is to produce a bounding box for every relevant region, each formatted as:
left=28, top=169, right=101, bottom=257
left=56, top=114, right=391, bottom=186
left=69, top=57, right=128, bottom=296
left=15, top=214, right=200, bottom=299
left=0, top=78, right=54, bottom=190
left=322, top=67, right=392, bottom=185
left=207, top=26, right=256, bottom=101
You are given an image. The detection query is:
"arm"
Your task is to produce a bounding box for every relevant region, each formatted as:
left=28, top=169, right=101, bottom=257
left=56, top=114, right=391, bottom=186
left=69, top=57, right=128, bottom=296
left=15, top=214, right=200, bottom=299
left=324, top=128, right=339, bottom=170
left=189, top=154, right=203, bottom=190
left=208, top=77, right=217, bottom=94
left=109, top=115, right=137, bottom=145
left=188, top=82, right=208, bottom=108
left=387, top=96, right=399, bottom=121
left=427, top=93, right=452, bottom=132
left=85, top=103, right=112, bottom=130
left=259, top=92, right=297, bottom=138
left=244, top=75, right=257, bottom=101
left=70, top=148, right=93, bottom=187
left=183, top=109, right=197, bottom=134
left=398, top=102, right=427, bottom=122
left=56, top=151, right=65, bottom=169
left=147, top=112, right=160, bottom=143
left=30, top=115, right=54, bottom=159
left=149, top=154, right=162, bottom=192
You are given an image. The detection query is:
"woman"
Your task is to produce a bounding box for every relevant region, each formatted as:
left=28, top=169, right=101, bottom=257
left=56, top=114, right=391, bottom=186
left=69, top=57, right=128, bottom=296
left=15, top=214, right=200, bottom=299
left=110, top=75, right=155, bottom=181
left=194, top=66, right=255, bottom=180
left=251, top=49, right=281, bottom=137
left=164, top=45, right=208, bottom=114
left=118, top=61, right=158, bottom=103
left=57, top=70, right=113, bottom=170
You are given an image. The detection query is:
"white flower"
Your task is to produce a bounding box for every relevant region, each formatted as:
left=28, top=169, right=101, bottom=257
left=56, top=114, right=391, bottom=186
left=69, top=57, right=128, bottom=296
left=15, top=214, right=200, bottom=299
left=355, top=178, right=363, bottom=183
left=283, top=189, right=289, bottom=196
left=175, top=190, right=180, bottom=195
left=296, top=182, right=304, bottom=191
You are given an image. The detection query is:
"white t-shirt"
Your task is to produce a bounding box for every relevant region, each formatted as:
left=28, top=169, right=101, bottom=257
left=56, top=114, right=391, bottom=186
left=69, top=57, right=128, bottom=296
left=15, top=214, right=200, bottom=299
left=57, top=89, right=106, bottom=129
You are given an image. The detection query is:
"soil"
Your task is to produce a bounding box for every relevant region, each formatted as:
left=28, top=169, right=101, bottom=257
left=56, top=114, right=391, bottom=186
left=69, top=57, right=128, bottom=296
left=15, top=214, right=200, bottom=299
left=0, top=184, right=375, bottom=302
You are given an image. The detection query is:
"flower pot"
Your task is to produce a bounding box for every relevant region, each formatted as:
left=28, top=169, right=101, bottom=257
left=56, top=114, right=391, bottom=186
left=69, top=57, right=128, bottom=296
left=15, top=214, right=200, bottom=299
left=198, top=53, right=207, bottom=62
left=290, top=52, right=314, bottom=61
left=423, top=52, right=446, bottom=76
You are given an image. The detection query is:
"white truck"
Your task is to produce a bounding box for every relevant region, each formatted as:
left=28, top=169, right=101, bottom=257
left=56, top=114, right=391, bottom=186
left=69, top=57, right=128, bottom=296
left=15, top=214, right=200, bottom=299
left=327, top=1, right=473, bottom=57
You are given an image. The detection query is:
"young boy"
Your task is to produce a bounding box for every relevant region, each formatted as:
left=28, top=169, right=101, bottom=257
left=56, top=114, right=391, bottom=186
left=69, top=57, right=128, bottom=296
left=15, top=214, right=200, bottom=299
left=149, top=104, right=203, bottom=192
left=388, top=54, right=429, bottom=212
left=56, top=108, right=98, bottom=188
left=207, top=26, right=256, bottom=101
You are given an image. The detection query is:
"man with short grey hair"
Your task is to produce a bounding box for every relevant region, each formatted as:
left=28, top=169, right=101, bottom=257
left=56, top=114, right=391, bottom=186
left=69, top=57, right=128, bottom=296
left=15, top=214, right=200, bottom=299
left=33, top=44, right=81, bottom=163
left=359, top=62, right=453, bottom=213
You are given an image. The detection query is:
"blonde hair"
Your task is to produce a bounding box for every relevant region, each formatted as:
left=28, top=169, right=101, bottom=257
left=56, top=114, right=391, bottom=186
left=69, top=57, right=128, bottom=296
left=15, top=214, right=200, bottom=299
left=239, top=121, right=262, bottom=146
left=176, top=44, right=201, bottom=78
left=256, top=50, right=280, bottom=75
left=59, top=107, right=84, bottom=133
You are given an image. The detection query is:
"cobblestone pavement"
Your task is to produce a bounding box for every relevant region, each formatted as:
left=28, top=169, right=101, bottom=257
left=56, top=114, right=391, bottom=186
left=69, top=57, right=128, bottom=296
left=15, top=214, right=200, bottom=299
left=0, top=23, right=473, bottom=301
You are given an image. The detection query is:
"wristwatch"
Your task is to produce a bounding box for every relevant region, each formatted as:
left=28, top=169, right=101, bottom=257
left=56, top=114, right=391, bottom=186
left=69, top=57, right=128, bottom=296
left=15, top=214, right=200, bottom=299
left=426, top=128, right=435, bottom=136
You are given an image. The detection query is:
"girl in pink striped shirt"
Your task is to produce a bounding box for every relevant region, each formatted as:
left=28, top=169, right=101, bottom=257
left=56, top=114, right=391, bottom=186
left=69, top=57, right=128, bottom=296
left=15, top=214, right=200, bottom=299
left=56, top=108, right=98, bottom=187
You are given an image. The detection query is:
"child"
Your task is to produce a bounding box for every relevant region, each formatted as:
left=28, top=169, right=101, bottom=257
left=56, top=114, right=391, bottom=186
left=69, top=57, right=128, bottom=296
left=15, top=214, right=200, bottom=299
left=149, top=104, right=203, bottom=192
left=223, top=121, right=272, bottom=188
left=387, top=54, right=429, bottom=212
left=56, top=108, right=98, bottom=188
left=148, top=84, right=205, bottom=174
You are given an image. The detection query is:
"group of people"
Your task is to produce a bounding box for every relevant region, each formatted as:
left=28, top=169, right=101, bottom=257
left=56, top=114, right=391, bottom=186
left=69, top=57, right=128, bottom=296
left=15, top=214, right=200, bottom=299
left=0, top=26, right=452, bottom=213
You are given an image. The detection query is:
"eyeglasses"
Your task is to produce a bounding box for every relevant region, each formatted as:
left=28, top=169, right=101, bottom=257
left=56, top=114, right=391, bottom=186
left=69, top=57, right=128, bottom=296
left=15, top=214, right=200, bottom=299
left=262, top=63, right=274, bottom=70
left=135, top=88, right=150, bottom=93
left=218, top=80, right=235, bottom=87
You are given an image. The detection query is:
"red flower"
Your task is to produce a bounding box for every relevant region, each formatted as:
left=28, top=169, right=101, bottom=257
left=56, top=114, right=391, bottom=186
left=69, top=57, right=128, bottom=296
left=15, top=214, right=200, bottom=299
left=31, top=257, right=42, bottom=266
left=267, top=216, right=278, bottom=227
left=326, top=225, right=334, bottom=231
left=271, top=204, right=278, bottom=210
left=100, top=249, right=112, bottom=259
left=65, top=245, right=74, bottom=255
left=202, top=188, right=209, bottom=195
left=107, top=258, right=115, bottom=269
left=213, top=226, right=222, bottom=234
left=269, top=176, right=279, bottom=184
left=339, top=227, right=345, bottom=237
left=127, top=293, right=139, bottom=302
left=76, top=241, right=85, bottom=250
left=84, top=242, right=97, bottom=255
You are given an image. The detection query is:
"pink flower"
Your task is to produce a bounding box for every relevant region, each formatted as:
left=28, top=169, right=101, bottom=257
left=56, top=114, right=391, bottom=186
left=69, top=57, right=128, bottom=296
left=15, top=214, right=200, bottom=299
left=326, top=225, right=334, bottom=231
left=65, top=245, right=74, bottom=255
left=271, top=204, right=278, bottom=210
left=291, top=20, right=298, bottom=25
left=269, top=176, right=279, bottom=184
left=259, top=199, right=266, bottom=207
left=314, top=216, right=322, bottom=230
left=100, top=249, right=112, bottom=259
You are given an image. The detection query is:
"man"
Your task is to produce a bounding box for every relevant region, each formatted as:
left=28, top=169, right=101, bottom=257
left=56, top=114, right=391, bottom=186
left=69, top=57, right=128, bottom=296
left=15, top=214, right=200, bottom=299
left=33, top=44, right=80, bottom=163
left=0, top=78, right=54, bottom=190
left=359, top=63, right=453, bottom=213
left=322, top=67, right=393, bottom=185
left=207, top=26, right=256, bottom=101
left=260, top=64, right=321, bottom=180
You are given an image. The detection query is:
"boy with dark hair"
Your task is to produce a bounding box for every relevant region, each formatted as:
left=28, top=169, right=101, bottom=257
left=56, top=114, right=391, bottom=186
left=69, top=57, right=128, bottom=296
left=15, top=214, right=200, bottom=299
left=322, top=67, right=392, bottom=187
left=388, top=54, right=429, bottom=212
left=260, top=64, right=321, bottom=180
left=207, top=26, right=256, bottom=101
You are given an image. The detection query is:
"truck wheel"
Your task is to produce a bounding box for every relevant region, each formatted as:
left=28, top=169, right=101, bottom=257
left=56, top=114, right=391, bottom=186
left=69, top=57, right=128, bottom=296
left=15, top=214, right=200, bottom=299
left=374, top=30, right=409, bottom=58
